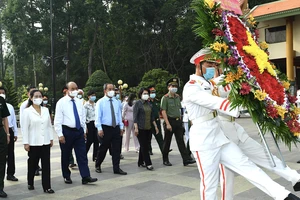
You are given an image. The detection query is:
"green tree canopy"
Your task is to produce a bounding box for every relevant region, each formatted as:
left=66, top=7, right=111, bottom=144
left=84, top=69, right=112, bottom=99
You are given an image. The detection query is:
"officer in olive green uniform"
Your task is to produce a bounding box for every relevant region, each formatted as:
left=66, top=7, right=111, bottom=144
left=161, top=78, right=195, bottom=166
left=0, top=96, right=10, bottom=198
left=148, top=86, right=164, bottom=154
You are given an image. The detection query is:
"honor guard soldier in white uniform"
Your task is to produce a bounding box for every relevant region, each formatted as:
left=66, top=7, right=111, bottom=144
left=182, top=48, right=299, bottom=200
left=211, top=68, right=300, bottom=200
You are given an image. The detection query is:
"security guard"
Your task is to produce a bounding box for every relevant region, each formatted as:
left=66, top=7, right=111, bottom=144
left=0, top=95, right=10, bottom=198
left=147, top=86, right=164, bottom=154
left=161, top=78, right=195, bottom=166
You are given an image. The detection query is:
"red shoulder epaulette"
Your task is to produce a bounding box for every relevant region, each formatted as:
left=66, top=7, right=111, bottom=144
left=189, top=80, right=196, bottom=84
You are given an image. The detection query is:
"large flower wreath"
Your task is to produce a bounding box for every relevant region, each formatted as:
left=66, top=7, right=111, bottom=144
left=192, top=0, right=300, bottom=148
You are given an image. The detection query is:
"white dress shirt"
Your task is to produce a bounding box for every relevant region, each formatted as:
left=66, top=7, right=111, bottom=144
left=54, top=95, right=87, bottom=137
left=22, top=106, right=53, bottom=146
left=7, top=103, right=18, bottom=136
left=19, top=99, right=29, bottom=132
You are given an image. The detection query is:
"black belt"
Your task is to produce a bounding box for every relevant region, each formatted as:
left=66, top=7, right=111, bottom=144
left=168, top=117, right=181, bottom=121
left=102, top=125, right=119, bottom=128
left=62, top=125, right=80, bottom=131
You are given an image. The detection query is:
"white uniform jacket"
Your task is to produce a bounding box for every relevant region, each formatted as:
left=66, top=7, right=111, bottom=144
left=182, top=74, right=239, bottom=151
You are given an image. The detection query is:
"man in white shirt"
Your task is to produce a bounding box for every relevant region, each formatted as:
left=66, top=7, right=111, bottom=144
left=54, top=82, right=97, bottom=184
left=0, top=87, right=18, bottom=182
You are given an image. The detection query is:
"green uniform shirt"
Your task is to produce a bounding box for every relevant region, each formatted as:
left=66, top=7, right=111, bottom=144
left=0, top=97, right=10, bottom=127
left=160, top=93, right=181, bottom=118
left=149, top=99, right=160, bottom=119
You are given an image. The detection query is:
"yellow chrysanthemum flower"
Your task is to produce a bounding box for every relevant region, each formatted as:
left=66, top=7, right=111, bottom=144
left=294, top=107, right=300, bottom=115
left=225, top=72, right=235, bottom=83
left=274, top=105, right=287, bottom=120
left=282, top=81, right=290, bottom=90
left=235, top=67, right=244, bottom=80
left=211, top=42, right=228, bottom=53
left=254, top=90, right=267, bottom=101
left=294, top=132, right=300, bottom=137
left=243, top=31, right=276, bottom=77
left=259, top=41, right=269, bottom=50
left=204, top=0, right=214, bottom=9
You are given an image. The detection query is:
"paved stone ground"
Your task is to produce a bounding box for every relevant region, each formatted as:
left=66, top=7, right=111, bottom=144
left=3, top=116, right=300, bottom=199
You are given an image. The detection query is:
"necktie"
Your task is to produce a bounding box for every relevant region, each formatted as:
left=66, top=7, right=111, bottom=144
left=71, top=99, right=81, bottom=130
left=109, top=98, right=117, bottom=128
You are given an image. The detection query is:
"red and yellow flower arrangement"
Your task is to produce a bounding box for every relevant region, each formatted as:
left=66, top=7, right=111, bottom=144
left=192, top=0, right=300, bottom=147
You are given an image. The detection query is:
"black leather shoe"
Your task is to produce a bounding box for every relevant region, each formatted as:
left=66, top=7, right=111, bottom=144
left=138, top=163, right=146, bottom=167
left=169, top=149, right=173, bottom=153
left=146, top=165, right=154, bottom=170
left=69, top=163, right=77, bottom=168
left=7, top=175, right=18, bottom=181
left=163, top=161, right=172, bottom=166
left=95, top=167, right=102, bottom=173
left=294, top=182, right=300, bottom=191
left=120, top=154, right=124, bottom=159
left=28, top=185, right=35, bottom=190
left=82, top=176, right=98, bottom=184
left=114, top=168, right=127, bottom=175
left=284, top=193, right=300, bottom=200
left=64, top=178, right=72, bottom=184
left=183, top=159, right=196, bottom=166
left=34, top=170, right=40, bottom=176
left=0, top=190, right=7, bottom=198
left=44, top=189, right=55, bottom=194
left=297, top=160, right=300, bottom=164
left=149, top=151, right=153, bottom=155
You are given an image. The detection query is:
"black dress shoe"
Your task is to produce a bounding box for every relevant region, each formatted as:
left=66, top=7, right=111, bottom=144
left=64, top=178, right=72, bottom=184
left=294, top=182, right=300, bottom=191
left=284, top=193, right=300, bottom=200
left=7, top=175, right=18, bottom=181
left=149, top=151, right=153, bottom=155
left=146, top=165, right=154, bottom=170
left=114, top=168, right=127, bottom=175
left=34, top=170, right=40, bottom=176
left=120, top=154, right=124, bottom=159
left=163, top=161, right=172, bottom=166
left=138, top=163, right=146, bottom=167
left=82, top=176, right=98, bottom=184
left=69, top=163, right=77, bottom=168
left=44, top=189, right=55, bottom=194
left=28, top=185, right=35, bottom=190
left=183, top=159, right=196, bottom=166
left=0, top=190, right=7, bottom=198
left=297, top=160, right=300, bottom=164
left=169, top=149, right=173, bottom=152
left=95, top=167, right=102, bottom=173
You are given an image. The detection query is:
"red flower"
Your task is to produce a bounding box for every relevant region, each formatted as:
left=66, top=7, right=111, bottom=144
left=227, top=57, right=238, bottom=66
left=266, top=104, right=278, bottom=118
left=286, top=119, right=300, bottom=133
left=212, top=28, right=224, bottom=36
left=288, top=94, right=297, bottom=104
left=240, top=82, right=251, bottom=95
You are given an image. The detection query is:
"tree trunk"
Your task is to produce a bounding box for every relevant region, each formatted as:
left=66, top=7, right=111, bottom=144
left=88, top=23, right=98, bottom=77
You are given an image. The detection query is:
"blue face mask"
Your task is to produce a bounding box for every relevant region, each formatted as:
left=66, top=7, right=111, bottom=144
left=150, top=93, right=156, bottom=99
left=203, top=67, right=215, bottom=80
left=115, top=94, right=120, bottom=99
left=90, top=96, right=96, bottom=102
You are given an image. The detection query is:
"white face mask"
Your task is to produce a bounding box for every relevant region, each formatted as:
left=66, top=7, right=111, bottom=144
left=141, top=94, right=149, bottom=101
left=33, top=98, right=43, bottom=105
left=170, top=88, right=178, bottom=93
left=77, top=94, right=83, bottom=99
left=43, top=100, right=48, bottom=105
left=107, top=90, right=115, bottom=98
left=0, top=94, right=6, bottom=99
left=69, top=90, right=79, bottom=97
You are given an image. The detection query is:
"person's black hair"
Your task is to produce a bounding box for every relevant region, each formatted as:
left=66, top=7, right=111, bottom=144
left=87, top=90, right=96, bottom=96
left=138, top=88, right=150, bottom=99
left=26, top=89, right=43, bottom=108
left=43, top=95, right=49, bottom=99
left=27, top=85, right=36, bottom=93
left=0, top=87, right=7, bottom=94
left=128, top=93, right=136, bottom=107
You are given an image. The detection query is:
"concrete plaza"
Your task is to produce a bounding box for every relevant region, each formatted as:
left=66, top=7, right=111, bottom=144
left=3, top=116, right=300, bottom=199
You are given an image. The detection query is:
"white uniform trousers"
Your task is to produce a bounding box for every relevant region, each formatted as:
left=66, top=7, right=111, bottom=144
left=193, top=142, right=290, bottom=200
left=220, top=137, right=300, bottom=200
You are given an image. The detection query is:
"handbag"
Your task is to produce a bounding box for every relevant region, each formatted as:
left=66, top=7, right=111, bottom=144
left=123, top=120, right=129, bottom=127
